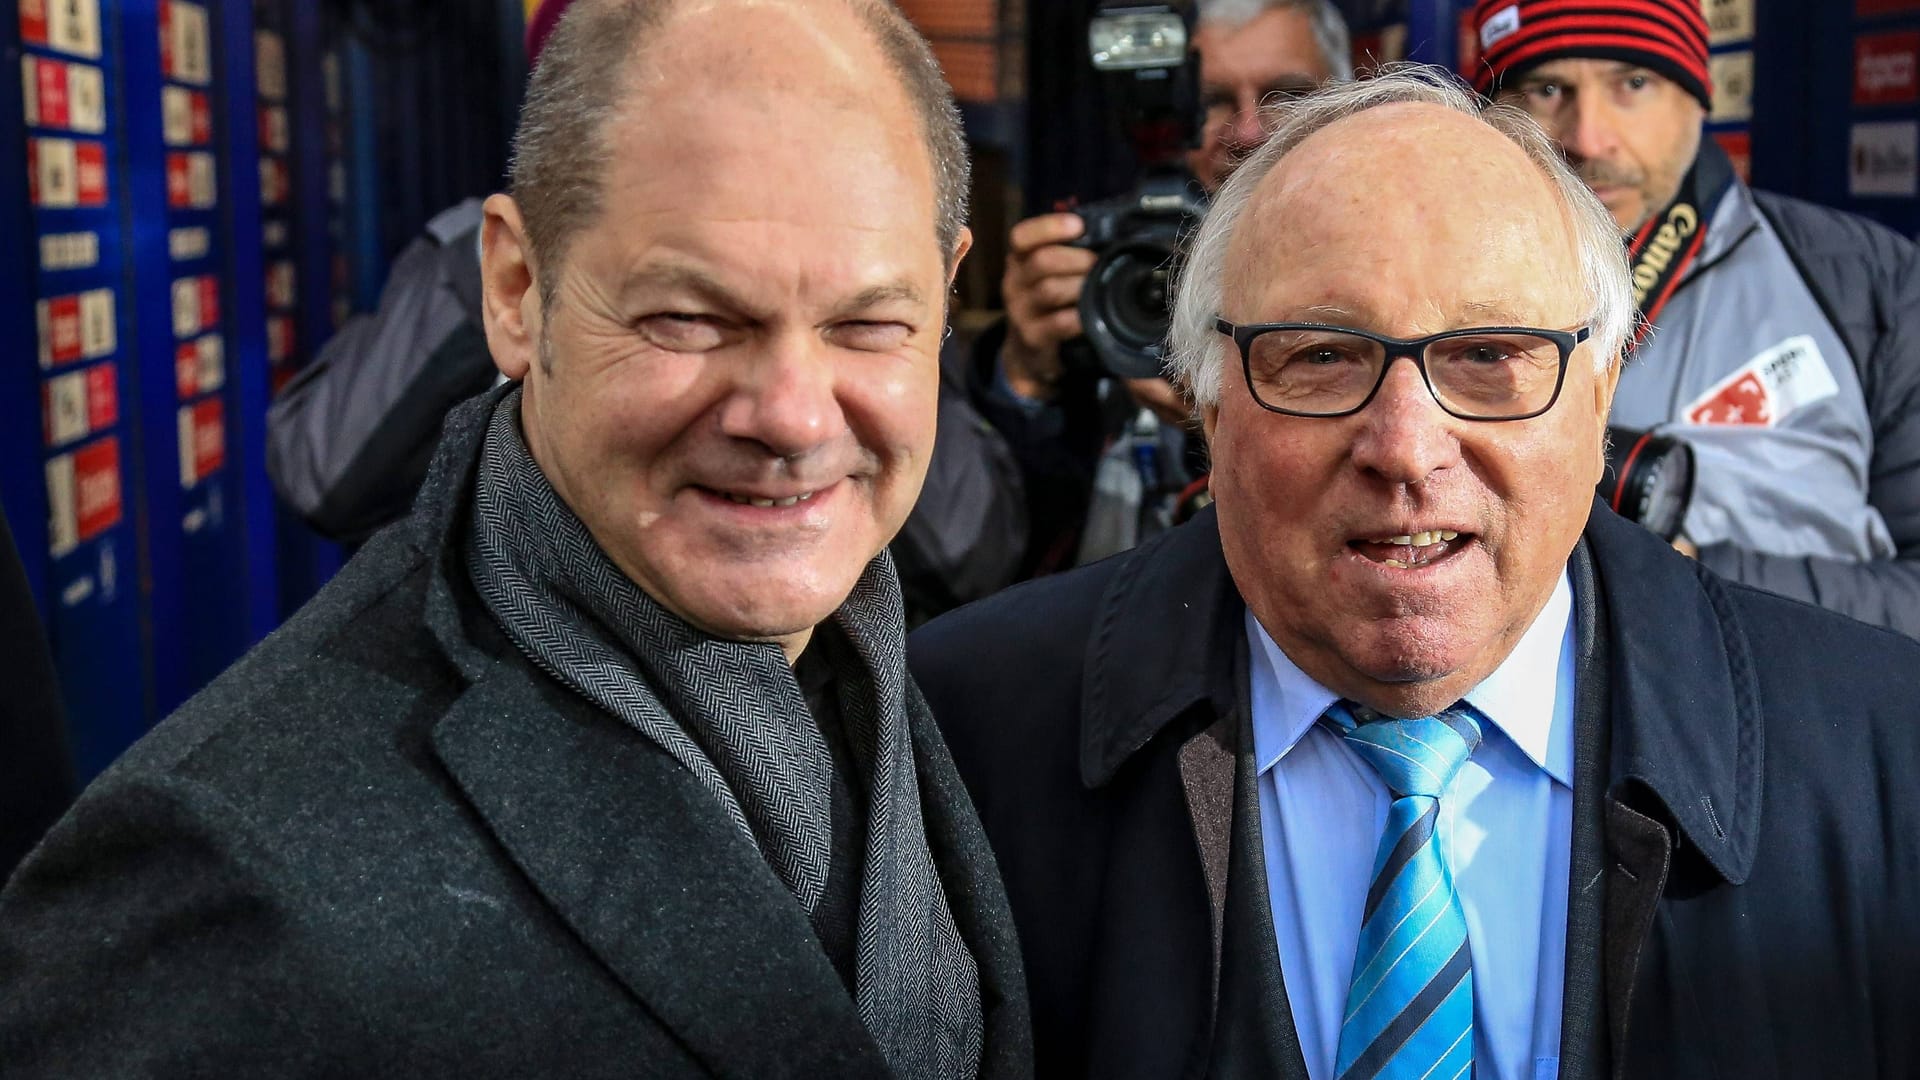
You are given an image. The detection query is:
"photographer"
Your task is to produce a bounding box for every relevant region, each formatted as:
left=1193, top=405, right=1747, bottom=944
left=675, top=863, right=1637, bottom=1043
left=971, top=0, right=1351, bottom=572
left=1476, top=0, right=1920, bottom=638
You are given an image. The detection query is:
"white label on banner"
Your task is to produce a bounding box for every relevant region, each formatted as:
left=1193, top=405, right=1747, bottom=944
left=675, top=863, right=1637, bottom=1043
left=48, top=0, right=102, bottom=59
left=1705, top=0, right=1754, bottom=45
left=1851, top=121, right=1920, bottom=197
left=162, top=85, right=193, bottom=145
left=34, top=137, right=78, bottom=207
left=46, top=370, right=87, bottom=446
left=267, top=261, right=296, bottom=308
left=40, top=230, right=99, bottom=271
left=67, top=63, right=103, bottom=132
left=47, top=453, right=78, bottom=557
left=328, top=161, right=346, bottom=203
left=256, top=31, right=287, bottom=101
left=196, top=333, right=224, bottom=392
left=168, top=226, right=210, bottom=261
left=262, top=219, right=288, bottom=249
left=22, top=58, right=41, bottom=125
left=171, top=2, right=212, bottom=85
left=79, top=288, right=114, bottom=357
left=1709, top=51, right=1755, bottom=123
left=177, top=407, right=196, bottom=489
left=171, top=278, right=200, bottom=338
left=263, top=105, right=289, bottom=152
left=187, top=151, right=217, bottom=207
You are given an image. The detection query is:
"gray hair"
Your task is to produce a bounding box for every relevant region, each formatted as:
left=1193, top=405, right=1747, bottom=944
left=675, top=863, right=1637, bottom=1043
left=509, top=0, right=970, bottom=306
left=1196, top=0, right=1354, bottom=82
left=1166, top=64, right=1633, bottom=406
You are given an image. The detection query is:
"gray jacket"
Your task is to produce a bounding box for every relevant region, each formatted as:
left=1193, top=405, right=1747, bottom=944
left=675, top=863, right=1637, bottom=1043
left=1612, top=178, right=1920, bottom=636
left=0, top=392, right=1033, bottom=1078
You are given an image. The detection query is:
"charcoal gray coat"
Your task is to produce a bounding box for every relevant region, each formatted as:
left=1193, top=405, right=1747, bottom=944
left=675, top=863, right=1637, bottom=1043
left=0, top=393, right=1031, bottom=1079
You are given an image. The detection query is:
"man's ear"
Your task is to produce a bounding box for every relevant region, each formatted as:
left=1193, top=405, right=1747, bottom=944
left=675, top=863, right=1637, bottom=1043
left=945, top=226, right=974, bottom=287
left=481, top=193, right=543, bottom=381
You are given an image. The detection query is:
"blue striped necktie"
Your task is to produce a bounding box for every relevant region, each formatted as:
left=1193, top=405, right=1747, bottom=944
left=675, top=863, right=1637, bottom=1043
left=1319, top=701, right=1483, bottom=1080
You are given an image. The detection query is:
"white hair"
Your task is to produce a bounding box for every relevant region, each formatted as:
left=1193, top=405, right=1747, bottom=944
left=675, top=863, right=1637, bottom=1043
left=1196, top=0, right=1354, bottom=82
left=1166, top=64, right=1634, bottom=406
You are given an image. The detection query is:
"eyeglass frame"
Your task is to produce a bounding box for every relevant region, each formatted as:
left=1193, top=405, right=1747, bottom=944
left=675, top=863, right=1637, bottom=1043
left=1211, top=318, right=1593, bottom=422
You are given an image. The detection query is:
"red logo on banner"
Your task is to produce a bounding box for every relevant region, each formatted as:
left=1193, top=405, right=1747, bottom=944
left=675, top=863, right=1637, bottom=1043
left=20, top=0, right=49, bottom=47
left=74, top=436, right=123, bottom=542
left=1860, top=0, right=1920, bottom=15
left=189, top=91, right=211, bottom=144
left=175, top=342, right=198, bottom=399
left=86, top=363, right=117, bottom=430
left=267, top=315, right=294, bottom=363
left=159, top=0, right=175, bottom=77
left=35, top=58, right=71, bottom=128
left=166, top=152, right=191, bottom=208
left=1714, top=130, right=1752, bottom=183
left=74, top=141, right=106, bottom=205
left=191, top=399, right=226, bottom=482
left=1687, top=371, right=1773, bottom=425
left=198, top=276, right=220, bottom=328
left=46, top=295, right=83, bottom=365
left=1857, top=31, right=1920, bottom=105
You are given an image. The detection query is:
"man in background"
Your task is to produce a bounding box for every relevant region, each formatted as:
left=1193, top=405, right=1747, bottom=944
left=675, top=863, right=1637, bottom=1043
left=973, top=0, right=1352, bottom=570
left=1475, top=0, right=1920, bottom=636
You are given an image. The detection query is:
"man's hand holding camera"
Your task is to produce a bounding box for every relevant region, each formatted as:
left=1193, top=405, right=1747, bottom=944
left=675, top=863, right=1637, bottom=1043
left=1000, top=212, right=1097, bottom=401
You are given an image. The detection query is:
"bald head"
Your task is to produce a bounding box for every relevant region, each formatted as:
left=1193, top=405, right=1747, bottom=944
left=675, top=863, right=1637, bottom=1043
left=1227, top=102, right=1585, bottom=334
left=510, top=0, right=969, bottom=296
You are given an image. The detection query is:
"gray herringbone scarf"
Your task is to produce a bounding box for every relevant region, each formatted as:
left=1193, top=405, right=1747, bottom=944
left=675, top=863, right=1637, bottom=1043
left=464, top=391, right=981, bottom=1079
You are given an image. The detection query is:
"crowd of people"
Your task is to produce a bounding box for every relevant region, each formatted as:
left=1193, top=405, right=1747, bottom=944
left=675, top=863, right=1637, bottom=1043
left=5, top=0, right=1920, bottom=1076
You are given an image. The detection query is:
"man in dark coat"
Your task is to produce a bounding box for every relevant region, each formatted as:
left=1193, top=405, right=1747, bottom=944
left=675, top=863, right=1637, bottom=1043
left=0, top=1, right=1029, bottom=1076
left=914, top=69, right=1920, bottom=1079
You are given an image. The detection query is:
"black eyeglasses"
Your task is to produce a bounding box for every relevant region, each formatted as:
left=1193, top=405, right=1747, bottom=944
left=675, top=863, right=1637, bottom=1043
left=1213, top=319, right=1592, bottom=422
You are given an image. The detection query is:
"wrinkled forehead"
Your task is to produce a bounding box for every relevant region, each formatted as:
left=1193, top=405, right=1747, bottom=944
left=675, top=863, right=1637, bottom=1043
left=1225, top=104, right=1587, bottom=322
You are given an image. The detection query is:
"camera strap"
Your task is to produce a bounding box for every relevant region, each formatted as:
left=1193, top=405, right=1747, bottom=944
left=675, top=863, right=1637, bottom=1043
left=1625, top=138, right=1734, bottom=352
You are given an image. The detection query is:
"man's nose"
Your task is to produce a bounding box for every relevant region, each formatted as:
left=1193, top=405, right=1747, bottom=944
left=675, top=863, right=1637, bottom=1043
left=1347, top=359, right=1462, bottom=486
left=1559, top=95, right=1623, bottom=165
left=715, top=333, right=844, bottom=460
left=1225, top=90, right=1267, bottom=148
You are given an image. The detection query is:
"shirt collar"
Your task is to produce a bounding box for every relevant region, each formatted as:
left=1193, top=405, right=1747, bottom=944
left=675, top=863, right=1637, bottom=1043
left=1248, top=570, right=1575, bottom=787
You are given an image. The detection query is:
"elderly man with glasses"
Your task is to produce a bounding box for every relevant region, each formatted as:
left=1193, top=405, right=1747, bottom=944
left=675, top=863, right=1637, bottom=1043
left=912, top=67, right=1920, bottom=1080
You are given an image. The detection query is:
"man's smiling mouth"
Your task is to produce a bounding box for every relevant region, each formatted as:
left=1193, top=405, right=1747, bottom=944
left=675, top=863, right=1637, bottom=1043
left=1349, top=530, right=1468, bottom=569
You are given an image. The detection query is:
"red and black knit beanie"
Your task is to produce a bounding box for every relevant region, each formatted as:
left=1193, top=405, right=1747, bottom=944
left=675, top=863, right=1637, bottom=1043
left=1469, top=0, right=1712, bottom=110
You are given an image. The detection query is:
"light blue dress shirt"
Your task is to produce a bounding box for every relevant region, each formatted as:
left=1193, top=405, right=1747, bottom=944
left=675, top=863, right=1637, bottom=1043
left=1246, top=572, right=1576, bottom=1080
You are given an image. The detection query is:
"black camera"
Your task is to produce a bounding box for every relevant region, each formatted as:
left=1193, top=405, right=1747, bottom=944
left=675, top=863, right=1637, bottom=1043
left=1600, top=426, right=1696, bottom=542
left=1072, top=2, right=1209, bottom=381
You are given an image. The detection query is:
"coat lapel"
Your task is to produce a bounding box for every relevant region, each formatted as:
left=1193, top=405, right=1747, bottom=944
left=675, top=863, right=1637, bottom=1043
left=908, top=690, right=1035, bottom=1080
left=1581, top=501, right=1768, bottom=1077
left=1559, top=541, right=1614, bottom=1080
left=430, top=661, right=893, bottom=1080
left=1083, top=511, right=1310, bottom=1077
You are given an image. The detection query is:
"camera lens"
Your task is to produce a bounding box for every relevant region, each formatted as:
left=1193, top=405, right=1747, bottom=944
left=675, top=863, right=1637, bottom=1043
left=1081, top=236, right=1180, bottom=380
left=1600, top=427, right=1696, bottom=542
